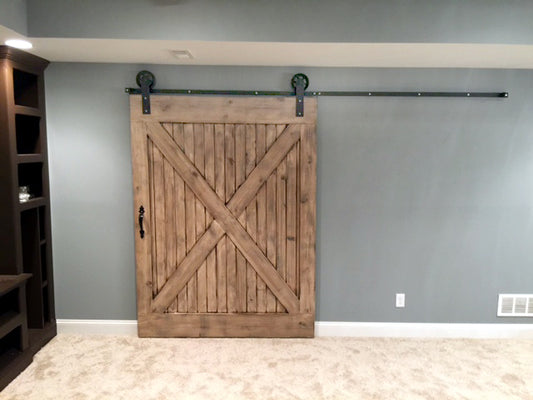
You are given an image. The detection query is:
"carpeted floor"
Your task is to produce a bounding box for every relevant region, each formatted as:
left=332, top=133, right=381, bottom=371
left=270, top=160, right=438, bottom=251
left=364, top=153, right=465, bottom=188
left=1, top=335, right=533, bottom=399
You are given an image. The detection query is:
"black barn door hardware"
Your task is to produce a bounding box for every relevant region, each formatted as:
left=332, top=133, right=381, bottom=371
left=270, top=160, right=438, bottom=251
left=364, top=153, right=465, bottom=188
left=126, top=71, right=509, bottom=117
left=136, top=71, right=155, bottom=115
left=292, top=73, right=309, bottom=117
left=138, top=205, right=145, bottom=239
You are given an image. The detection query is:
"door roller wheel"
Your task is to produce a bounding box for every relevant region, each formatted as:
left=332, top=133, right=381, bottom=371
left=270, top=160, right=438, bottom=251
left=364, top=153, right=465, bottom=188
left=136, top=70, right=156, bottom=89
left=291, top=73, right=309, bottom=90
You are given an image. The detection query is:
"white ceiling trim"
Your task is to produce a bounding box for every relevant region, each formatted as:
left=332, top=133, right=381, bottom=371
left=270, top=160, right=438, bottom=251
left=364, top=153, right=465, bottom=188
left=2, top=25, right=533, bottom=69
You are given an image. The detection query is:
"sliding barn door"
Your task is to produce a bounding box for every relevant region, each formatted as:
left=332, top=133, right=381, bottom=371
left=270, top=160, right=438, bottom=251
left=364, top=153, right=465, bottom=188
left=130, top=96, right=316, bottom=337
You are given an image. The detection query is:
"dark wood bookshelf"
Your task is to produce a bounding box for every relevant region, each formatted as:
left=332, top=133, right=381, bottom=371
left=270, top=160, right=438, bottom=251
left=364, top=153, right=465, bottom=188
left=13, top=105, right=43, bottom=117
left=0, top=274, right=32, bottom=296
left=18, top=197, right=47, bottom=212
left=17, top=154, right=44, bottom=164
left=0, top=46, right=56, bottom=391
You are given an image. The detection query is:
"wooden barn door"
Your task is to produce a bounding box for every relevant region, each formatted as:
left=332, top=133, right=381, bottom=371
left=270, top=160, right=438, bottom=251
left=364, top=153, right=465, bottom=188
left=130, top=96, right=316, bottom=337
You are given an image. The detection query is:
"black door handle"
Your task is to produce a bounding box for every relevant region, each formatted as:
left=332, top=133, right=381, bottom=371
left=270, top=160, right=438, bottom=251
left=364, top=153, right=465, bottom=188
left=138, top=206, right=145, bottom=239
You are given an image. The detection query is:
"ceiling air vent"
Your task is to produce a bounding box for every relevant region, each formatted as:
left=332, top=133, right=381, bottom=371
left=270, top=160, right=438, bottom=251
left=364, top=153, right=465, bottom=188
left=497, top=294, right=533, bottom=317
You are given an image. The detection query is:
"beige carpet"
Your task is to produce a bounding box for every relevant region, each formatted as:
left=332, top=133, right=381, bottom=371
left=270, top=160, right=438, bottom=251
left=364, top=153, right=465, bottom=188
left=1, top=335, right=533, bottom=400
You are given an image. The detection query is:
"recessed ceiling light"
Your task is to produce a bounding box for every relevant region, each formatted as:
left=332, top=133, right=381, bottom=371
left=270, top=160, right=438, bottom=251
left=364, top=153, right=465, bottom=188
left=5, top=39, right=33, bottom=50
left=170, top=50, right=193, bottom=60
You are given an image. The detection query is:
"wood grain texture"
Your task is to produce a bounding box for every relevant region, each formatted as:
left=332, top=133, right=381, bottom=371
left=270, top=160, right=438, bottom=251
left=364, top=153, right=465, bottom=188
left=194, top=123, right=207, bottom=313
left=131, top=95, right=317, bottom=125
left=256, top=125, right=267, bottom=312
left=204, top=124, right=217, bottom=312
left=235, top=125, right=248, bottom=312
left=131, top=96, right=317, bottom=337
left=225, top=124, right=237, bottom=313
left=130, top=122, right=151, bottom=316
left=163, top=123, right=177, bottom=312
left=299, top=125, right=317, bottom=314
left=265, top=125, right=278, bottom=313
left=151, top=124, right=300, bottom=313
left=286, top=143, right=297, bottom=296
left=148, top=141, right=157, bottom=298
left=147, top=123, right=299, bottom=313
left=276, top=124, right=287, bottom=313
left=245, top=124, right=257, bottom=312
left=173, top=124, right=187, bottom=312
left=139, top=313, right=315, bottom=338
left=214, top=124, right=227, bottom=312
left=184, top=124, right=197, bottom=312
left=153, top=146, right=166, bottom=296
left=152, top=222, right=225, bottom=313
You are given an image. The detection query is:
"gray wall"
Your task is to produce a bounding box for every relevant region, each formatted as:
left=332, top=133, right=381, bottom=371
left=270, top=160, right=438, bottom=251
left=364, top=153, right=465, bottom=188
left=45, top=63, right=533, bottom=322
left=0, top=0, right=27, bottom=35
left=27, top=0, right=533, bottom=44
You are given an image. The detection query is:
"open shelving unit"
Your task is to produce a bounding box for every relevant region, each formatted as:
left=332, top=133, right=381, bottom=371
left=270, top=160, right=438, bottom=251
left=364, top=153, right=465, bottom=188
left=0, top=46, right=56, bottom=390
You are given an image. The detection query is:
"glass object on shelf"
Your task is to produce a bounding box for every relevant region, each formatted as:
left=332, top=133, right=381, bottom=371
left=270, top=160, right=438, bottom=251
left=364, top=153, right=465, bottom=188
left=19, top=185, right=33, bottom=203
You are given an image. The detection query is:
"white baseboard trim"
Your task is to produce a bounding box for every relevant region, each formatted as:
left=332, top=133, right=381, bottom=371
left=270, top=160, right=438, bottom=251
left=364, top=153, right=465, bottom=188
left=57, top=319, right=138, bottom=336
left=314, top=321, right=533, bottom=339
left=56, top=319, right=533, bottom=339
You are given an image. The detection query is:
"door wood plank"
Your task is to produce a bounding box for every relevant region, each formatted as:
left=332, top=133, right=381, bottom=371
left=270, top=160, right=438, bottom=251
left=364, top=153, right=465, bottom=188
left=130, top=122, right=151, bottom=316
left=131, top=95, right=317, bottom=125
left=184, top=124, right=197, bottom=312
left=276, top=124, right=287, bottom=312
left=235, top=124, right=248, bottom=312
left=164, top=150, right=177, bottom=312
left=214, top=124, right=227, bottom=312
left=148, top=141, right=157, bottom=298
left=173, top=123, right=187, bottom=312
left=265, top=125, right=278, bottom=312
left=299, top=125, right=316, bottom=313
left=204, top=124, right=217, bottom=312
left=296, top=140, right=301, bottom=296
left=225, top=124, right=237, bottom=313
left=147, top=123, right=300, bottom=313
left=256, top=125, right=267, bottom=312
left=153, top=146, right=167, bottom=296
left=162, top=122, right=176, bottom=312
left=139, top=313, right=314, bottom=338
left=173, top=122, right=185, bottom=152
left=194, top=124, right=208, bottom=313
left=286, top=144, right=298, bottom=296
left=245, top=124, right=257, bottom=312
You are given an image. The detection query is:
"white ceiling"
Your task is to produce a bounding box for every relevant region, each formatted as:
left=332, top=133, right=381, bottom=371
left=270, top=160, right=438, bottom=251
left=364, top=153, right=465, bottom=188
left=2, top=25, right=533, bottom=69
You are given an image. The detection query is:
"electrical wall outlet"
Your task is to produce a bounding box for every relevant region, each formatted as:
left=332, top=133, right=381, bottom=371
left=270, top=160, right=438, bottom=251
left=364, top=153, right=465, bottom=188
left=396, top=293, right=405, bottom=308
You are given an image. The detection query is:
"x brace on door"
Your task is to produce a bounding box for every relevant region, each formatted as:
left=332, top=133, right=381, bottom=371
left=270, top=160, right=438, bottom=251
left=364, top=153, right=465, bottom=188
left=145, top=122, right=304, bottom=314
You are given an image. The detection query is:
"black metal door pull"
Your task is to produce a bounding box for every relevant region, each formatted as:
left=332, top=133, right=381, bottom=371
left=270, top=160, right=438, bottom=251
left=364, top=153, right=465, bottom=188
left=138, top=206, right=145, bottom=239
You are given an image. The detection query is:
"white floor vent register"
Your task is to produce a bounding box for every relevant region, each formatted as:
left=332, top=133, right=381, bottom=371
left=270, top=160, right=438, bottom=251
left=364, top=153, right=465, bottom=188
left=497, top=294, right=533, bottom=317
